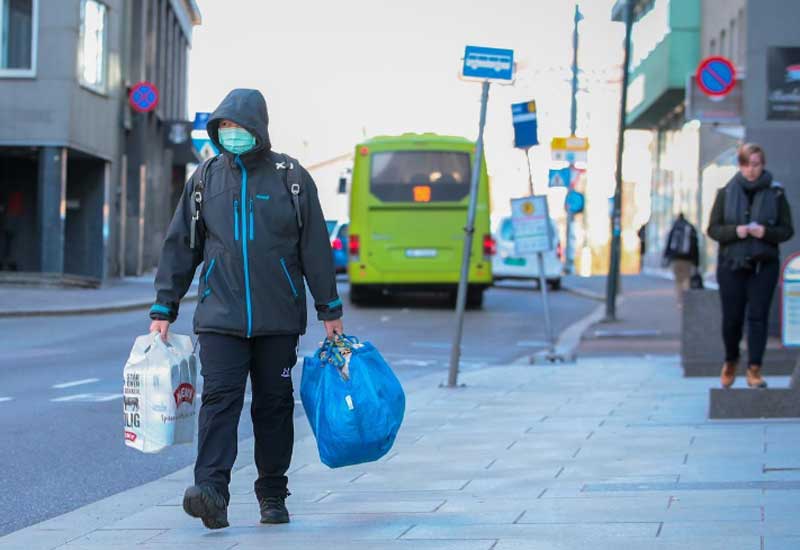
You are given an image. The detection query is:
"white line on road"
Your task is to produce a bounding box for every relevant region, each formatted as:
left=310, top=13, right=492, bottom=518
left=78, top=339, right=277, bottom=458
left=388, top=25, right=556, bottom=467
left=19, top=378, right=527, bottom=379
left=52, top=378, right=100, bottom=389
left=0, top=397, right=13, bottom=403
left=411, top=342, right=450, bottom=349
left=51, top=393, right=122, bottom=403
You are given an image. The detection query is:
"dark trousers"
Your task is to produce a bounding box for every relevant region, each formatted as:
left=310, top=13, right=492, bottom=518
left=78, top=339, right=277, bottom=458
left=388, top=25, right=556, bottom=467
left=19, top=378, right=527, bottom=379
left=717, top=260, right=779, bottom=366
left=196, top=333, right=298, bottom=503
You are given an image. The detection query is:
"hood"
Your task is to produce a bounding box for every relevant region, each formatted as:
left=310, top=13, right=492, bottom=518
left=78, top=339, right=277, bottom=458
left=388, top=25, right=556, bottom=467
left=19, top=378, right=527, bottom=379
left=207, top=89, right=271, bottom=155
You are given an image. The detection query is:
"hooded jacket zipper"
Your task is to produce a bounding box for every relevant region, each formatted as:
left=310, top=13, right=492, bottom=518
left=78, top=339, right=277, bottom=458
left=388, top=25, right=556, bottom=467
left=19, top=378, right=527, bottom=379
left=235, top=156, right=253, bottom=337
left=201, top=258, right=216, bottom=302
left=249, top=198, right=254, bottom=241
left=233, top=201, right=239, bottom=241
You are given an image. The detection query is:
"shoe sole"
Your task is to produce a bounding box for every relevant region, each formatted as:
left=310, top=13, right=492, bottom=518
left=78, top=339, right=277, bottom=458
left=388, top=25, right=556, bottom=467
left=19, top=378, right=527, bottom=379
left=183, top=487, right=230, bottom=530
left=260, top=515, right=290, bottom=524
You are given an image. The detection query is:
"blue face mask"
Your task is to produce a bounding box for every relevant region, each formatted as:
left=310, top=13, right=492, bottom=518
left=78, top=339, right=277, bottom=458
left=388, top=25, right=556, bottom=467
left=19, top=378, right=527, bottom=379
left=218, top=127, right=256, bottom=154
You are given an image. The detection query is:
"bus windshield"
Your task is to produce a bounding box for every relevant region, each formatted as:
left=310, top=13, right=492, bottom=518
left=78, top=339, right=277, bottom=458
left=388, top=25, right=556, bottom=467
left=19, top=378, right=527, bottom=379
left=370, top=151, right=471, bottom=202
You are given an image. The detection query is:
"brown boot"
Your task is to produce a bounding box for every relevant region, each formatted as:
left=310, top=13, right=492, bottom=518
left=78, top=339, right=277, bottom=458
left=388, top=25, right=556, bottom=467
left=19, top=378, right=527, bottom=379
left=720, top=361, right=737, bottom=388
left=746, top=365, right=767, bottom=389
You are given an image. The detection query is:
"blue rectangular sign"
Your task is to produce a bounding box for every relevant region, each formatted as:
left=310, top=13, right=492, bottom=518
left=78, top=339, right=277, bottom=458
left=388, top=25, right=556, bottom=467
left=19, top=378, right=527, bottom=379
left=548, top=167, right=571, bottom=188
left=462, top=45, right=514, bottom=81
left=512, top=100, right=538, bottom=148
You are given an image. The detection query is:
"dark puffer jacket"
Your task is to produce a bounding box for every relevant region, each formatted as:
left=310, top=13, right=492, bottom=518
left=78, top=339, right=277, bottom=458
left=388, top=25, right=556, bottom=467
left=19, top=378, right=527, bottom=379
left=150, top=89, right=342, bottom=337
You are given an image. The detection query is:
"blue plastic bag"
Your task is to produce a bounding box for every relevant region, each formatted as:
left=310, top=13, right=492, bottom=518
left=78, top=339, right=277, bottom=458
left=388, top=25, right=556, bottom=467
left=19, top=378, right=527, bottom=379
left=300, top=335, right=405, bottom=468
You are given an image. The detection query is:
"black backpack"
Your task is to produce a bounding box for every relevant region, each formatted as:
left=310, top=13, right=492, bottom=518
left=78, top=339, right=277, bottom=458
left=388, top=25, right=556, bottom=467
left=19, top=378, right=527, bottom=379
left=189, top=154, right=303, bottom=250
left=667, top=220, right=695, bottom=258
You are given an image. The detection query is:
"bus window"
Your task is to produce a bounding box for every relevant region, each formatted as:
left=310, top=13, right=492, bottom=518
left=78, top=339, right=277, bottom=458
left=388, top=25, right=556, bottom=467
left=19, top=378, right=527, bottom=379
left=369, top=151, right=471, bottom=202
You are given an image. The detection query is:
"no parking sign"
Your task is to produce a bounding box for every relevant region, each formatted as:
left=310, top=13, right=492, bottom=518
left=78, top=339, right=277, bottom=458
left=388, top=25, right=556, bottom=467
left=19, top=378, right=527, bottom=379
left=129, top=81, right=160, bottom=113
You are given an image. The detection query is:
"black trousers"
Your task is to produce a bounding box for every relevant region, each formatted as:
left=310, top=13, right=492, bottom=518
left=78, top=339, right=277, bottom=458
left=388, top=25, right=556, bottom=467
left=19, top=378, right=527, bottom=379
left=717, top=260, right=779, bottom=366
left=196, top=333, right=298, bottom=503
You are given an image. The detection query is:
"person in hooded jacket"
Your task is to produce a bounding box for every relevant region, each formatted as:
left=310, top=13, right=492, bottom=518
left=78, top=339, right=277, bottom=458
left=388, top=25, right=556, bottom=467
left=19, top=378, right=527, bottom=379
left=707, top=143, right=793, bottom=390
left=149, top=89, right=343, bottom=529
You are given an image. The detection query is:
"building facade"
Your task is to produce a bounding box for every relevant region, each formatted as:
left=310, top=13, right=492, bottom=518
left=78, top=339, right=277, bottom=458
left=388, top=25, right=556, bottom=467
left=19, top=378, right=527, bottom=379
left=615, top=0, right=800, bottom=277
left=0, top=0, right=200, bottom=282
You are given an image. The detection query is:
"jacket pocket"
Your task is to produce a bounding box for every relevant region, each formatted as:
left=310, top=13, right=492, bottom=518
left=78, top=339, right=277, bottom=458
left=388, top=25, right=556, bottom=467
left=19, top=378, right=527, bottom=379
left=200, top=258, right=217, bottom=302
left=280, top=257, right=299, bottom=300
left=233, top=200, right=239, bottom=241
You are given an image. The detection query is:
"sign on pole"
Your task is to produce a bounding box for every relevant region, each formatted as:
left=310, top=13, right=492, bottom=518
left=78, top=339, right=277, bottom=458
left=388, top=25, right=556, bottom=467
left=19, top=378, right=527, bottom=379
left=548, top=167, right=571, bottom=188
left=462, top=46, right=515, bottom=82
left=695, top=56, right=736, bottom=97
left=511, top=100, right=538, bottom=148
left=193, top=112, right=211, bottom=130
left=565, top=189, right=585, bottom=214
left=781, top=253, right=800, bottom=347
left=510, top=195, right=553, bottom=254
left=129, top=81, right=160, bottom=113
left=450, top=45, right=514, bottom=388
left=551, top=135, right=589, bottom=163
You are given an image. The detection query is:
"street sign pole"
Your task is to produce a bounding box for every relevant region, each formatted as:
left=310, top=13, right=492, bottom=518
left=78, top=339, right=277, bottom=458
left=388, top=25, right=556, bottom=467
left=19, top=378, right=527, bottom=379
left=525, top=147, right=534, bottom=196
left=448, top=79, right=490, bottom=388
left=605, top=0, right=634, bottom=321
left=537, top=250, right=556, bottom=357
left=565, top=3, right=582, bottom=276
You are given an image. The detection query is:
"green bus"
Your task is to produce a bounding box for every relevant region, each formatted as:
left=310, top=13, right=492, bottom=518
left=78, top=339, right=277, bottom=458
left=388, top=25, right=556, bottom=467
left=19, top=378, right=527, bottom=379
left=347, top=133, right=494, bottom=307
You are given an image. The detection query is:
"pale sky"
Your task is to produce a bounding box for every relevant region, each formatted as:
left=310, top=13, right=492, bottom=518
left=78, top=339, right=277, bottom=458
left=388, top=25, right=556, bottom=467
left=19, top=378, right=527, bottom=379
left=188, top=0, right=632, bottom=231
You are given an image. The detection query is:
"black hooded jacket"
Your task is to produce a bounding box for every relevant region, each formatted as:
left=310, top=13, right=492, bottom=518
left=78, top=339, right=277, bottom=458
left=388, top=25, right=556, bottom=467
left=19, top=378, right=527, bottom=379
left=150, top=89, right=342, bottom=337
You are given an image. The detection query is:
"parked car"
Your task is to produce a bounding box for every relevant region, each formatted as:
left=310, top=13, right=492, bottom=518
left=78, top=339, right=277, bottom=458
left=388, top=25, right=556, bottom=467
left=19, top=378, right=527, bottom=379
left=327, top=219, right=349, bottom=274
left=491, top=216, right=563, bottom=290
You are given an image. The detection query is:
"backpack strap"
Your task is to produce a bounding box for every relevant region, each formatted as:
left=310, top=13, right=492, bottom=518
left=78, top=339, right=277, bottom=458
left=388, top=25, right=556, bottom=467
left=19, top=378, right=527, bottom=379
left=282, top=154, right=303, bottom=230
left=190, top=155, right=219, bottom=250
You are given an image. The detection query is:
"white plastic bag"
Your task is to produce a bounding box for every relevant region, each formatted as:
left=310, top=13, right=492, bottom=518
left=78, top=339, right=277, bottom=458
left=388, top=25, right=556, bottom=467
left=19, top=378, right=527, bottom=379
left=123, top=332, right=199, bottom=453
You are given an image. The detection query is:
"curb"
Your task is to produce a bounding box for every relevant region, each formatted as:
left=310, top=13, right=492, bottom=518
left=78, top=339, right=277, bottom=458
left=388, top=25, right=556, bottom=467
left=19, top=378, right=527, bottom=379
left=561, top=283, right=606, bottom=302
left=0, top=295, right=198, bottom=318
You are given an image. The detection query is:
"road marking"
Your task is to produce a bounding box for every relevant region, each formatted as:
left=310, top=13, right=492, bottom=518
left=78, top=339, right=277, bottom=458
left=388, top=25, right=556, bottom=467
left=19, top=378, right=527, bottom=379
left=380, top=316, right=391, bottom=323
left=51, top=393, right=121, bottom=403
left=516, top=340, right=549, bottom=347
left=0, top=397, right=13, bottom=403
left=393, top=359, right=436, bottom=367
left=52, top=378, right=100, bottom=389
left=411, top=342, right=450, bottom=349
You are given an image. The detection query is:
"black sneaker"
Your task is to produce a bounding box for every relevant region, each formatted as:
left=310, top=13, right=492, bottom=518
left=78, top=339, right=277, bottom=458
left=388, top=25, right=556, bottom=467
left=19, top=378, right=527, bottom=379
left=259, top=494, right=290, bottom=524
left=182, top=485, right=229, bottom=530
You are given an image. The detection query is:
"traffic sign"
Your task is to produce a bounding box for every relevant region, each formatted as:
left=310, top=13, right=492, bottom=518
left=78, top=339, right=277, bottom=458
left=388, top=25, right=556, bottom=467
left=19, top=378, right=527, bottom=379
left=192, top=138, right=218, bottom=161
left=512, top=100, right=538, bottom=148
left=510, top=195, right=553, bottom=254
left=462, top=46, right=514, bottom=82
left=551, top=135, right=589, bottom=163
left=548, top=167, right=571, bottom=188
left=781, top=252, right=800, bottom=347
left=129, top=81, right=159, bottom=113
left=695, top=56, right=736, bottom=97
left=193, top=112, right=211, bottom=130
left=565, top=189, right=585, bottom=214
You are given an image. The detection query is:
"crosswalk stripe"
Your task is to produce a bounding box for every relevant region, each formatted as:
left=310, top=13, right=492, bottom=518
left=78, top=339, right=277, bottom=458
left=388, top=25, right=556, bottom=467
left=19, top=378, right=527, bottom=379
left=52, top=378, right=100, bottom=389
left=0, top=397, right=13, bottom=403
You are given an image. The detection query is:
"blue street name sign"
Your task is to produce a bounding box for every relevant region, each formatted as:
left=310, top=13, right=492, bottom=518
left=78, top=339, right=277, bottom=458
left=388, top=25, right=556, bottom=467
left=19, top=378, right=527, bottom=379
left=462, top=45, right=514, bottom=81
left=512, top=100, right=539, bottom=149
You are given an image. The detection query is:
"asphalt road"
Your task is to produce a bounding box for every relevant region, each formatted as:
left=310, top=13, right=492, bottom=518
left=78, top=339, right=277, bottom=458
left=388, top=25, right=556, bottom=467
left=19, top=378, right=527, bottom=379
left=0, top=280, right=595, bottom=535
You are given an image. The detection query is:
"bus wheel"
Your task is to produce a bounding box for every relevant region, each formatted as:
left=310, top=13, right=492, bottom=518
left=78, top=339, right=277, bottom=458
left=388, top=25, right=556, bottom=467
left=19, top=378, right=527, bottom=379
left=349, top=284, right=369, bottom=305
left=466, top=287, right=484, bottom=309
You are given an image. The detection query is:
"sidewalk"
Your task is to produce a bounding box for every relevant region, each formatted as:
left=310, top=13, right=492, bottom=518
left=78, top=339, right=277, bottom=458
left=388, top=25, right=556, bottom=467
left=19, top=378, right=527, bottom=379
left=574, top=275, right=681, bottom=357
left=0, top=274, right=197, bottom=317
left=3, top=354, right=798, bottom=549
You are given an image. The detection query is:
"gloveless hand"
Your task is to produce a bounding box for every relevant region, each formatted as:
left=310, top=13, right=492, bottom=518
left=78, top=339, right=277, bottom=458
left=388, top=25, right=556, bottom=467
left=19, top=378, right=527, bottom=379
left=748, top=223, right=765, bottom=239
left=324, top=319, right=344, bottom=340
left=736, top=225, right=749, bottom=239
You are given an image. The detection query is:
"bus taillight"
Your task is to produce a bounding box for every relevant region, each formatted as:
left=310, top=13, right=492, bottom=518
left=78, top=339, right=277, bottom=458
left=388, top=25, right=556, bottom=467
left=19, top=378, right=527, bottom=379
left=483, top=234, right=496, bottom=258
left=332, top=238, right=343, bottom=251
left=349, top=234, right=360, bottom=258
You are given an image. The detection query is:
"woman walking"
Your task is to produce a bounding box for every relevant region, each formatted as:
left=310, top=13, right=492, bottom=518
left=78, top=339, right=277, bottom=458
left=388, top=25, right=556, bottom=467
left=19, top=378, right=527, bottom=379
left=707, top=143, right=793, bottom=389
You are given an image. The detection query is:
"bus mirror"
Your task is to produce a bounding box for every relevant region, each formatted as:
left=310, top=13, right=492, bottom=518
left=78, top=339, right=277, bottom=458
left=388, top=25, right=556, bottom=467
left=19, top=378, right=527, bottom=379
left=338, top=177, right=347, bottom=194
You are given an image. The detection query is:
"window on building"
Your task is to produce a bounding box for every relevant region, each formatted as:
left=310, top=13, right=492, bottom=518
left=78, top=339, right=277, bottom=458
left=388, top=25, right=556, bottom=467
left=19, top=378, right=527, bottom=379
left=710, top=38, right=716, bottom=56
left=719, top=29, right=727, bottom=58
left=0, top=0, right=36, bottom=76
left=79, top=0, right=107, bottom=92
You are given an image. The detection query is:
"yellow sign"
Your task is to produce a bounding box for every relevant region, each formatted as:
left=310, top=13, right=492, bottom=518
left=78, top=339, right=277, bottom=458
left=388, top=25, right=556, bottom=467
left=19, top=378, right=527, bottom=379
left=550, top=135, right=590, bottom=151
